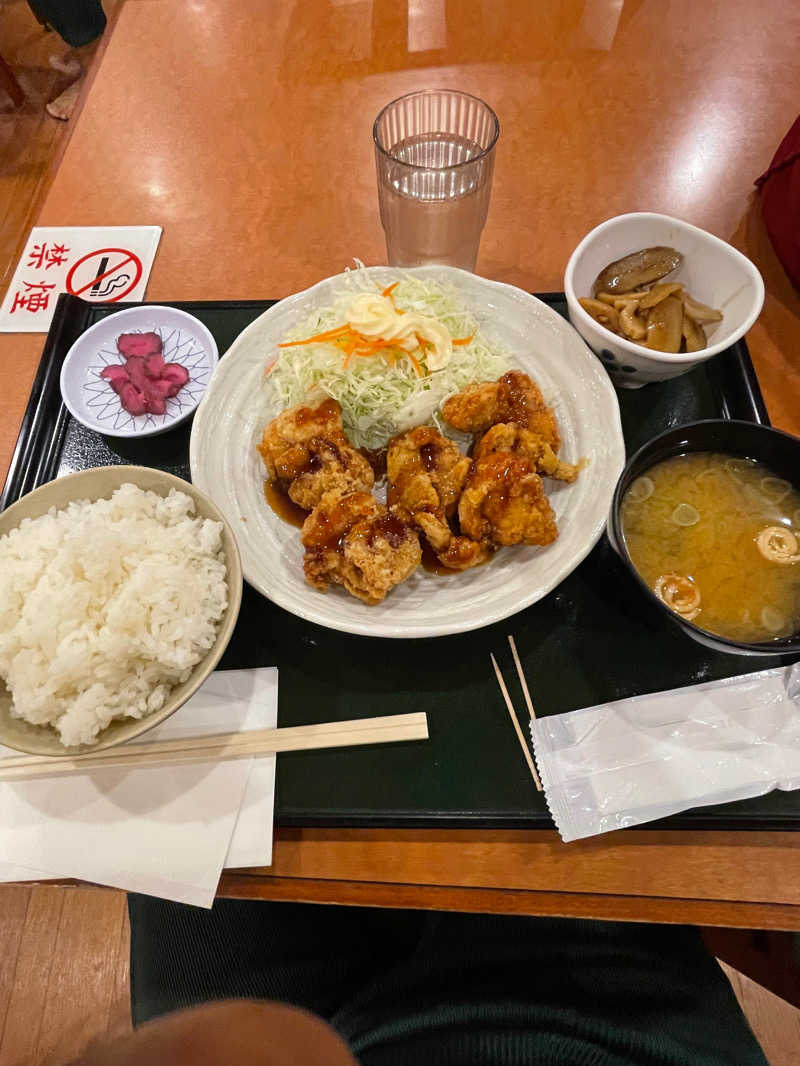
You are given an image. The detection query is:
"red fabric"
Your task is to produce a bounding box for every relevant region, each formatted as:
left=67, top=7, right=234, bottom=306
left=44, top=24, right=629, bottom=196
left=755, top=115, right=800, bottom=292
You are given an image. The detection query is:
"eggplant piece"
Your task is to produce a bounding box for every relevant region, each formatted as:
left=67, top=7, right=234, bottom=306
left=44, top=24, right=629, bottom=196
left=681, top=311, right=707, bottom=352
left=578, top=297, right=619, bottom=332
left=594, top=246, right=683, bottom=295
left=645, top=295, right=683, bottom=352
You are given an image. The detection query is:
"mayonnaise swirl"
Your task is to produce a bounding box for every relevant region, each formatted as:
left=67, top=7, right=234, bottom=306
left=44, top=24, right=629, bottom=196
left=346, top=292, right=453, bottom=372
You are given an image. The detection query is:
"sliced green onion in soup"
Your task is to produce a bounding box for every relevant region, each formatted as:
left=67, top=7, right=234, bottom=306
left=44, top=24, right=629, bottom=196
left=671, top=503, right=700, bottom=526
left=761, top=477, right=792, bottom=502
left=725, top=458, right=756, bottom=481
left=761, top=606, right=786, bottom=634
left=627, top=476, right=654, bottom=502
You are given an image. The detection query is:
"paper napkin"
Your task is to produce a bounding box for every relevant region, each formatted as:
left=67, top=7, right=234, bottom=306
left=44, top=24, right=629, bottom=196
left=0, top=667, right=278, bottom=907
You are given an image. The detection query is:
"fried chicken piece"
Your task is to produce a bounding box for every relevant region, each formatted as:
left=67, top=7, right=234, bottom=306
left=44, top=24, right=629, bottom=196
left=258, top=398, right=343, bottom=480
left=441, top=371, right=561, bottom=452
left=287, top=438, right=374, bottom=510
left=387, top=426, right=471, bottom=517
left=257, top=399, right=373, bottom=510
left=411, top=512, right=491, bottom=571
left=341, top=511, right=422, bottom=604
left=301, top=491, right=420, bottom=605
left=302, top=490, right=380, bottom=592
left=473, top=423, right=581, bottom=483
left=387, top=427, right=489, bottom=571
left=458, top=452, right=558, bottom=548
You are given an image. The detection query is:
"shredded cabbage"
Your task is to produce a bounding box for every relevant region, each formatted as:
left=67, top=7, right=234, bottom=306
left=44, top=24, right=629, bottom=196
left=266, top=267, right=510, bottom=449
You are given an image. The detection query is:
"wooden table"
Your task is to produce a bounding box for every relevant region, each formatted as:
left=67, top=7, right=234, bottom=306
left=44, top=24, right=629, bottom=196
left=2, top=0, right=800, bottom=929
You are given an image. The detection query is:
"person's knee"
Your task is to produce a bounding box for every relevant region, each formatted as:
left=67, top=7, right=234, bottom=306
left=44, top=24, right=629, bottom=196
left=72, top=999, right=358, bottom=1066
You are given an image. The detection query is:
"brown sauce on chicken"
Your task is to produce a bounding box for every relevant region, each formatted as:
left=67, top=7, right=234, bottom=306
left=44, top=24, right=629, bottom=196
left=366, top=513, right=410, bottom=550
left=420, top=543, right=461, bottom=575
left=263, top=481, right=309, bottom=528
left=360, top=447, right=388, bottom=480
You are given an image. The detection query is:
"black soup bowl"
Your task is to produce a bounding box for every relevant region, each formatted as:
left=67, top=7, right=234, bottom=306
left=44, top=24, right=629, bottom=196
left=608, top=419, right=800, bottom=657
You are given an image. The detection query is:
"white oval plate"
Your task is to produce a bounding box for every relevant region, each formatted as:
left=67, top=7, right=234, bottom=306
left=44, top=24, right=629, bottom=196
left=190, top=266, right=625, bottom=638
left=60, top=305, right=218, bottom=438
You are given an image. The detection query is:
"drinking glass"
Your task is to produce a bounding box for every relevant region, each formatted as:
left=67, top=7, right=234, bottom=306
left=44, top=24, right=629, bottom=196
left=373, top=89, right=499, bottom=271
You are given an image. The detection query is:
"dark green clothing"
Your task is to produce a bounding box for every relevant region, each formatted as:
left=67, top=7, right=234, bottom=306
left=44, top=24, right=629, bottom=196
left=128, top=897, right=768, bottom=1065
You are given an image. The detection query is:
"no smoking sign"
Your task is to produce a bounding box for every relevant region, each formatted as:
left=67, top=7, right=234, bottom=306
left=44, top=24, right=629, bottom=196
left=66, top=247, right=144, bottom=302
left=0, top=226, right=161, bottom=332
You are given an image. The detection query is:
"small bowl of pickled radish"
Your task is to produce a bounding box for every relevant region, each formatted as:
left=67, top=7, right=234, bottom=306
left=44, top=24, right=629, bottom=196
left=608, top=420, right=800, bottom=656
left=564, top=213, right=764, bottom=388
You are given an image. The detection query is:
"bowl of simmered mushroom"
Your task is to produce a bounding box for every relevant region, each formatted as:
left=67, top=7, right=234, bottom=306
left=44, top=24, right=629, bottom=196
left=564, top=212, right=764, bottom=387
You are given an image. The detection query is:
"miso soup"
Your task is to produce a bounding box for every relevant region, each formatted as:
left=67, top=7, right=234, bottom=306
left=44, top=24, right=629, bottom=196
left=621, top=452, right=800, bottom=643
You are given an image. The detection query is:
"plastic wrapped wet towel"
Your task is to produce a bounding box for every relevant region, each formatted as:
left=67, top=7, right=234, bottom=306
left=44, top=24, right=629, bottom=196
left=530, top=664, right=800, bottom=842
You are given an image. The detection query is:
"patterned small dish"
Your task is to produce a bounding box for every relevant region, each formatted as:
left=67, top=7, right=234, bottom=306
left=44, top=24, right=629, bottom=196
left=60, top=305, right=219, bottom=438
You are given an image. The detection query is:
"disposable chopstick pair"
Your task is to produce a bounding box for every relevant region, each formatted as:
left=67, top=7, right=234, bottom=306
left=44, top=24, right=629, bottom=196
left=490, top=635, right=542, bottom=792
left=0, top=712, right=429, bottom=782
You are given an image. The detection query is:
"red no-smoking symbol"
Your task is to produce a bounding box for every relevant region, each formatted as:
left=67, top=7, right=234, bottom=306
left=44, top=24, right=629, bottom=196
left=66, top=247, right=143, bottom=302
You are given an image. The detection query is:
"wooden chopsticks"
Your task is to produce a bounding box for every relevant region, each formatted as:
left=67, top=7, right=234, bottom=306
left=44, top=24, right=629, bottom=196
left=490, top=636, right=542, bottom=792
left=0, top=712, right=429, bottom=782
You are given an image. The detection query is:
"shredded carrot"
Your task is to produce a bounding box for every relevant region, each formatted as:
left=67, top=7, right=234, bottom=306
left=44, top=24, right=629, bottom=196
left=406, top=352, right=425, bottom=378
left=381, top=281, right=404, bottom=313
left=264, top=358, right=277, bottom=376
left=278, top=324, right=350, bottom=348
left=276, top=310, right=463, bottom=378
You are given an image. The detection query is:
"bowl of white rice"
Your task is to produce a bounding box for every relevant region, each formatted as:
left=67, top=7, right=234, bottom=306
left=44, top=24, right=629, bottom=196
left=0, top=466, right=243, bottom=755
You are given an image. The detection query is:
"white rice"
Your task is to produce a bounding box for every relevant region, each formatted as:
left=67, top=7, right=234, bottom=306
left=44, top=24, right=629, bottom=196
left=0, top=483, right=228, bottom=747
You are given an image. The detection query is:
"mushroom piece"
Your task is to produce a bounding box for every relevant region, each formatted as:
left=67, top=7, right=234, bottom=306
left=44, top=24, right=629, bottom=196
left=638, top=282, right=683, bottom=310
left=619, top=302, right=647, bottom=340
left=681, top=312, right=707, bottom=352
left=578, top=298, right=619, bottom=332
left=593, top=246, right=683, bottom=295
left=611, top=293, right=646, bottom=309
left=681, top=292, right=723, bottom=323
left=645, top=295, right=683, bottom=352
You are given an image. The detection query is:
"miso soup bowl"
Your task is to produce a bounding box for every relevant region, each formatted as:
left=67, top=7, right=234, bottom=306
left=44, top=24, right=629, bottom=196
left=564, top=213, right=764, bottom=388
left=608, top=420, right=800, bottom=657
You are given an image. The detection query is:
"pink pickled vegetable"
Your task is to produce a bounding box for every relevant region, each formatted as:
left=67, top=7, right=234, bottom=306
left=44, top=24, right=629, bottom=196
left=117, top=332, right=162, bottom=358
left=120, top=382, right=147, bottom=416
left=124, top=356, right=149, bottom=392
left=162, top=363, right=189, bottom=387
left=147, top=378, right=175, bottom=400
left=144, top=352, right=165, bottom=377
left=100, top=365, right=128, bottom=389
left=102, top=331, right=191, bottom=416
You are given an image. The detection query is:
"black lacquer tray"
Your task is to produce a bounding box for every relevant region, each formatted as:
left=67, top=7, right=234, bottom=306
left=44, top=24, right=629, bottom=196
left=4, top=292, right=798, bottom=832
